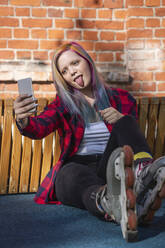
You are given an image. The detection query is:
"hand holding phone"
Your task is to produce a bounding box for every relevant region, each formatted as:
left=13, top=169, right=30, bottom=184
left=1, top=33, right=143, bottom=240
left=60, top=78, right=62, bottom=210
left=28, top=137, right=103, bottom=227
left=17, top=78, right=37, bottom=113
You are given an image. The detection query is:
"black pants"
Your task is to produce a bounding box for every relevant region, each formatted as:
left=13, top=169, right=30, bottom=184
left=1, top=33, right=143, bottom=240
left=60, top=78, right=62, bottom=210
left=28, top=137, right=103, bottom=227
left=55, top=115, right=151, bottom=216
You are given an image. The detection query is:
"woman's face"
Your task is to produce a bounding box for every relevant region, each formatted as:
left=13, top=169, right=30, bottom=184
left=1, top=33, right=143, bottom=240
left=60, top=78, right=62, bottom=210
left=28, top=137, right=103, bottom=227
left=57, top=50, right=91, bottom=91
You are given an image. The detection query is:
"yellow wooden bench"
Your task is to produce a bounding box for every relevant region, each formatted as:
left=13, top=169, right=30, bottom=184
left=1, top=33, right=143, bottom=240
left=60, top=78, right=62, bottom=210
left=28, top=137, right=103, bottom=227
left=0, top=97, right=165, bottom=195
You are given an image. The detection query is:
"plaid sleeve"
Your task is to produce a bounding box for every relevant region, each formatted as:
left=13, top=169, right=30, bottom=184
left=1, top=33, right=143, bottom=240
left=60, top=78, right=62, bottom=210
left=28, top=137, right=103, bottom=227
left=17, top=97, right=63, bottom=140
left=108, top=87, right=138, bottom=120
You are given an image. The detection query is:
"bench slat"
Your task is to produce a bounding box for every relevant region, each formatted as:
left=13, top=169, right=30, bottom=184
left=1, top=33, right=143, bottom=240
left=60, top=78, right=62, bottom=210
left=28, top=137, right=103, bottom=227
left=155, top=97, right=165, bottom=159
left=0, top=99, right=13, bottom=194
left=9, top=121, right=22, bottom=194
left=146, top=97, right=159, bottom=155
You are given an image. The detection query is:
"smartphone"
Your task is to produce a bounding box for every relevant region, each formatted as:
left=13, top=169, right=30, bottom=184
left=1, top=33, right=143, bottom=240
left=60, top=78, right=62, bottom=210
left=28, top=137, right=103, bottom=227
left=17, top=78, right=36, bottom=112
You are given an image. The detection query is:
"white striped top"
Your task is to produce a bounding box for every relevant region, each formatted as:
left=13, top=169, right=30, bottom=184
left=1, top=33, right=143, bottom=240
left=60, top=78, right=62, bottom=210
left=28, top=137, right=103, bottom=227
left=76, top=121, right=110, bottom=155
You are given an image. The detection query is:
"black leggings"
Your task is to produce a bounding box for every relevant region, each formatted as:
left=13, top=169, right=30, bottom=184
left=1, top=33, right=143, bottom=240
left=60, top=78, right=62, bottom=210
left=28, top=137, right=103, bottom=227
left=55, top=115, right=151, bottom=216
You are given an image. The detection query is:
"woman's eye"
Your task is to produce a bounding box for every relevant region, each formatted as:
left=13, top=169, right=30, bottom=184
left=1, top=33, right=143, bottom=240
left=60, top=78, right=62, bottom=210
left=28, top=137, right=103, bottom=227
left=73, top=60, right=79, bottom=65
left=62, top=69, right=67, bottom=75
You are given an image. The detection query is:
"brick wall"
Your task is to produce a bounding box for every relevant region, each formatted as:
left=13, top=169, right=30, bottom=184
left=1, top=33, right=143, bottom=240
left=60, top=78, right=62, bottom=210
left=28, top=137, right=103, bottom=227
left=0, top=0, right=165, bottom=98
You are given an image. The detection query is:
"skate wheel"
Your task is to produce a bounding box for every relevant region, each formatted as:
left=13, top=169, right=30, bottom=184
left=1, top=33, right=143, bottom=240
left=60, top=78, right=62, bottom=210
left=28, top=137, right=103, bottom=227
left=159, top=184, right=165, bottom=198
left=125, top=167, right=134, bottom=188
left=127, top=209, right=137, bottom=231
left=143, top=209, right=155, bottom=222
left=151, top=196, right=161, bottom=210
left=126, top=189, right=136, bottom=209
left=123, top=145, right=134, bottom=167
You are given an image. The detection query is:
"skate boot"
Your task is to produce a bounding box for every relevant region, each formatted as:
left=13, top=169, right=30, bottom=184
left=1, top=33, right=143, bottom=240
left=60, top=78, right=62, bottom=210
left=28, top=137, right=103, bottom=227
left=96, top=145, right=138, bottom=242
left=135, top=156, right=165, bottom=224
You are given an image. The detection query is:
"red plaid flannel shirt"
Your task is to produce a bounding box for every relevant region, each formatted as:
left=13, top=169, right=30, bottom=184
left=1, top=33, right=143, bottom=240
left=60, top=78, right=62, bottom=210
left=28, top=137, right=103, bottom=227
left=18, top=87, right=138, bottom=204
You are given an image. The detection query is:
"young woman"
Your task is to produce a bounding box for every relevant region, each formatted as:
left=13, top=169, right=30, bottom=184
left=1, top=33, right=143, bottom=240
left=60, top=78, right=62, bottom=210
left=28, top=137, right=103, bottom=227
left=14, top=42, right=165, bottom=242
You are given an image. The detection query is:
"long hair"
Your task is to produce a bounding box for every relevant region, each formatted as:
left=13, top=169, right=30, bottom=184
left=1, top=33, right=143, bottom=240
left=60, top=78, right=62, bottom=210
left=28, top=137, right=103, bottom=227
left=52, top=42, right=110, bottom=125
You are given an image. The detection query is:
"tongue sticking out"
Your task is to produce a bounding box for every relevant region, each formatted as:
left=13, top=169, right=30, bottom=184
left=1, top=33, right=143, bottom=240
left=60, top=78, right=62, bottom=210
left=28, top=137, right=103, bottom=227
left=75, top=76, right=84, bottom=87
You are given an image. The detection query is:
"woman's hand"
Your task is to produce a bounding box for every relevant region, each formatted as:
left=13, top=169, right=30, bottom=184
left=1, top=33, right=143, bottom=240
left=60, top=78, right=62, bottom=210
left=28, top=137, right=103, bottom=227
left=14, top=95, right=37, bottom=129
left=99, top=107, right=124, bottom=124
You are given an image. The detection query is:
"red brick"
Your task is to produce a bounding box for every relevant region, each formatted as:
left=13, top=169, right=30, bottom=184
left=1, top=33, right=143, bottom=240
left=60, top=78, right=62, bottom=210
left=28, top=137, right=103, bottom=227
left=126, top=18, right=144, bottom=28
left=0, top=83, right=5, bottom=91
left=98, top=53, right=114, bottom=62
left=43, top=0, right=72, bottom=7
left=65, top=9, right=79, bottom=18
left=16, top=8, right=30, bottom=16
left=116, top=33, right=126, bottom=41
left=48, top=8, right=63, bottom=17
left=161, top=60, right=165, bottom=70
left=146, top=0, right=160, bottom=6
left=11, top=0, right=40, bottom=6
left=145, top=40, right=161, bottom=48
left=55, top=19, right=74, bottom=28
left=32, top=8, right=47, bottom=17
left=155, top=8, right=165, bottom=16
left=128, top=8, right=153, bottom=16
left=128, top=60, right=159, bottom=70
left=98, top=9, right=112, bottom=19
left=81, top=9, right=96, bottom=18
left=127, top=40, right=144, bottom=49
left=0, top=29, right=12, bottom=38
left=100, top=31, right=115, bottom=41
left=141, top=82, right=156, bottom=91
left=48, top=30, right=64, bottom=39
left=128, top=51, right=155, bottom=60
left=104, top=0, right=123, bottom=8
left=33, top=51, right=48, bottom=60
left=0, top=40, right=7, bottom=48
left=155, top=29, right=165, bottom=38
left=114, top=10, right=127, bottom=19
left=5, top=84, right=18, bottom=91
left=162, top=19, right=165, bottom=27
left=126, top=82, right=141, bottom=92
left=74, top=0, right=103, bottom=8
left=67, top=30, right=81, bottom=40
left=78, top=41, right=94, bottom=51
left=0, top=7, right=14, bottom=16
left=40, top=40, right=64, bottom=50
left=14, top=29, right=29, bottom=38
left=163, top=0, right=165, bottom=5
left=116, top=52, right=124, bottom=61
left=76, top=20, right=95, bottom=29
left=0, top=0, right=8, bottom=4
left=83, top=31, right=97, bottom=41
left=155, top=72, right=165, bottom=80
left=22, top=18, right=52, bottom=28
left=39, top=84, right=56, bottom=92
left=31, top=29, right=47, bottom=39
left=8, top=40, right=38, bottom=49
left=0, top=17, right=19, bottom=27
left=0, top=50, right=14, bottom=59
left=96, top=21, right=124, bottom=30
left=131, top=72, right=153, bottom=81
left=158, top=83, right=165, bottom=91
left=95, top=42, right=124, bottom=51
left=128, top=29, right=153, bottom=38
left=146, top=18, right=160, bottom=27
left=17, top=51, right=31, bottom=59
left=126, top=0, right=143, bottom=6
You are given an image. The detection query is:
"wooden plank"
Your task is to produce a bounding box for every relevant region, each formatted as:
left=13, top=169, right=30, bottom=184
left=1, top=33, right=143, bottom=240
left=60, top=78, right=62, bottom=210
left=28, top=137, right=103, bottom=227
left=155, top=97, right=165, bottom=159
left=0, top=99, right=3, bottom=160
left=8, top=120, right=22, bottom=194
left=29, top=98, right=47, bottom=192
left=146, top=97, right=159, bottom=156
left=138, top=97, right=149, bottom=137
left=40, top=99, right=54, bottom=184
left=19, top=136, right=32, bottom=193
left=0, top=99, right=13, bottom=194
